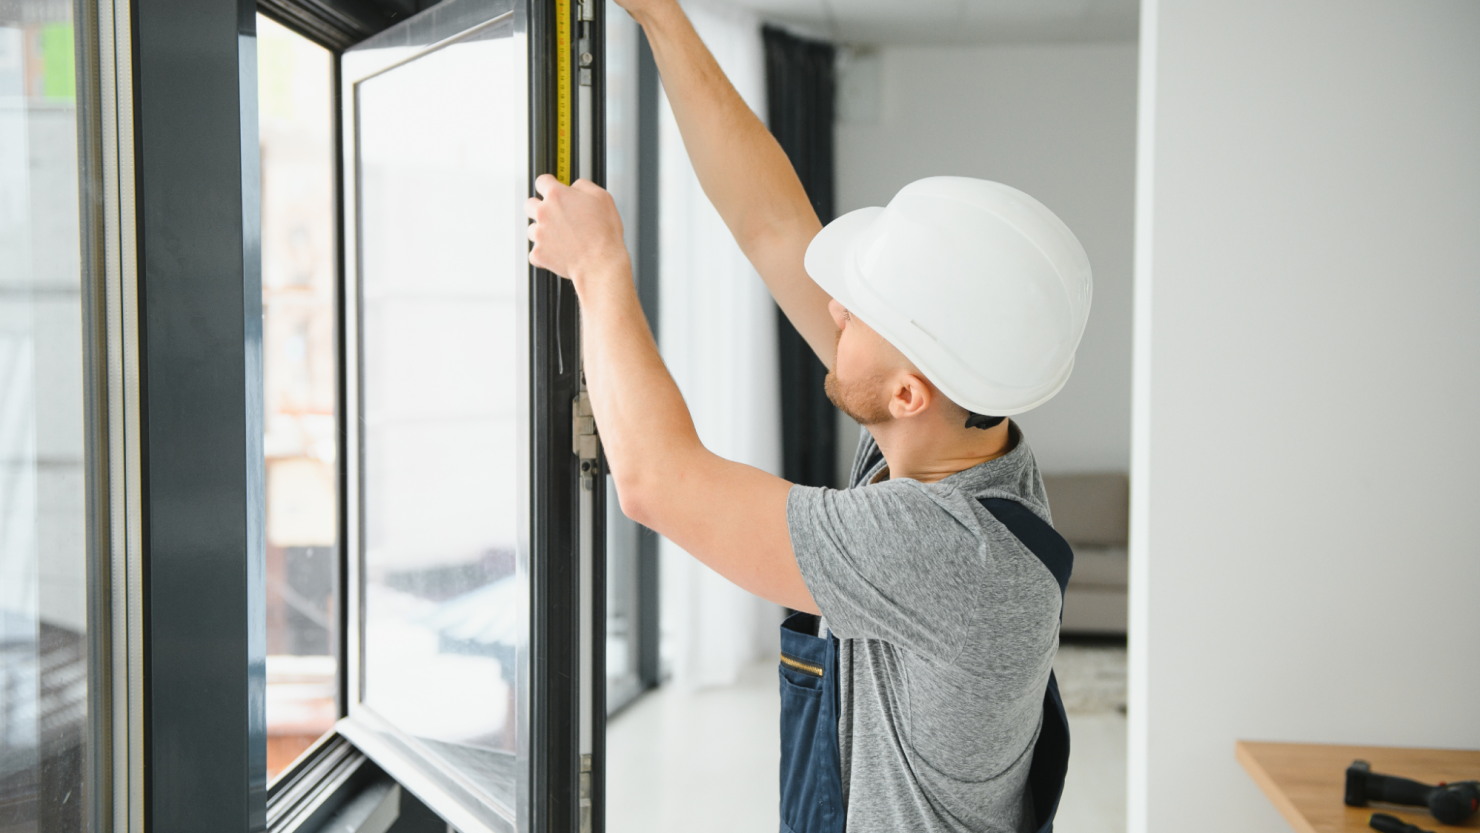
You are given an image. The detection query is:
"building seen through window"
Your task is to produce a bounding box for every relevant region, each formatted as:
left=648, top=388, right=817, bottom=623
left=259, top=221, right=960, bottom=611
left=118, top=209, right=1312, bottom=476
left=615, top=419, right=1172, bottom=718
left=0, top=6, right=89, bottom=829
left=257, top=13, right=339, bottom=781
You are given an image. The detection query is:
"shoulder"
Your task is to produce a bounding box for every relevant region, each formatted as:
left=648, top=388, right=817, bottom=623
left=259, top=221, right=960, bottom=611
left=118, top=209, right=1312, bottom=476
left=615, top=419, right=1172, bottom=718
left=788, top=476, right=972, bottom=542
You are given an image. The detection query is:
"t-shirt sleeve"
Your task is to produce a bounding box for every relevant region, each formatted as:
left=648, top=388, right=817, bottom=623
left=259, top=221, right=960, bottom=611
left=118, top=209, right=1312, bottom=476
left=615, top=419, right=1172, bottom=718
left=787, top=481, right=984, bottom=661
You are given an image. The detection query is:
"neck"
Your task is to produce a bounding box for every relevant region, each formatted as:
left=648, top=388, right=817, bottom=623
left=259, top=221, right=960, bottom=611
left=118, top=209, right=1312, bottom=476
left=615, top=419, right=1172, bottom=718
left=869, top=419, right=1014, bottom=484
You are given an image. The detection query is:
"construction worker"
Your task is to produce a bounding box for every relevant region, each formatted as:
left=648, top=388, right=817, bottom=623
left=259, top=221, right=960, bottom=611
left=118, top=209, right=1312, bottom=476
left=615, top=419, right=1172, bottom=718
left=525, top=1, right=1092, bottom=830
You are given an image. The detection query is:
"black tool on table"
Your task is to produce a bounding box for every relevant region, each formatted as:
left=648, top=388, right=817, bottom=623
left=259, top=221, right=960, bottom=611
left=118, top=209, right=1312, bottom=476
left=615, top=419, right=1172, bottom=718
left=1368, top=812, right=1434, bottom=833
left=1345, top=759, right=1480, bottom=825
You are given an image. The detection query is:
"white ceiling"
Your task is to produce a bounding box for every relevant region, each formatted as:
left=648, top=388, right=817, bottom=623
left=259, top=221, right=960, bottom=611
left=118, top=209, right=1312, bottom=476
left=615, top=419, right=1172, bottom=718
left=725, top=0, right=1139, bottom=45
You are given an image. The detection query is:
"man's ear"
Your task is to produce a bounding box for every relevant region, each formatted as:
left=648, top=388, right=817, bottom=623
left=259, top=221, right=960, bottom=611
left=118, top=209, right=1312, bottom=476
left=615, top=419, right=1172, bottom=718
left=888, top=372, right=934, bottom=420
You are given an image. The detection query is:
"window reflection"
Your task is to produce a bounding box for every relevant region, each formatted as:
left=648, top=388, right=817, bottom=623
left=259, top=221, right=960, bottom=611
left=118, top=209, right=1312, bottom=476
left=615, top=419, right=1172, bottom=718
left=356, top=19, right=526, bottom=801
left=0, top=6, right=89, bottom=830
left=257, top=14, right=339, bottom=781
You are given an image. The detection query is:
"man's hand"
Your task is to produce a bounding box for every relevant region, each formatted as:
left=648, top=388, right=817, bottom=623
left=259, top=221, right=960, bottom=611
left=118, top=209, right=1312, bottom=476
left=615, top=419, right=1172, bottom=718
left=524, top=174, right=629, bottom=288
left=609, top=0, right=672, bottom=23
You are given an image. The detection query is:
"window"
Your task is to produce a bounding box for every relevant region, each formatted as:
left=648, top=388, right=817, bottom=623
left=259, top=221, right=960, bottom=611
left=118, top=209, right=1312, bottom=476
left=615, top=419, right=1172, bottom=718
left=356, top=19, right=525, bottom=764
left=337, top=4, right=537, bottom=828
left=9, top=0, right=639, bottom=828
left=261, top=2, right=653, bottom=828
left=0, top=5, right=91, bottom=830
left=257, top=13, right=341, bottom=781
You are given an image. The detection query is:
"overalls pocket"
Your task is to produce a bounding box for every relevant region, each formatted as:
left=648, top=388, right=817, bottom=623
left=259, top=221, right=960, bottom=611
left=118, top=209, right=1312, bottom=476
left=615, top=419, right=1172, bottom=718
left=778, top=612, right=844, bottom=833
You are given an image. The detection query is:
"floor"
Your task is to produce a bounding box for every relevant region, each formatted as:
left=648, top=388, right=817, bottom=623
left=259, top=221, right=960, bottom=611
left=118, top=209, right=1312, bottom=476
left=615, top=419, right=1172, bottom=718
left=607, top=639, right=1127, bottom=833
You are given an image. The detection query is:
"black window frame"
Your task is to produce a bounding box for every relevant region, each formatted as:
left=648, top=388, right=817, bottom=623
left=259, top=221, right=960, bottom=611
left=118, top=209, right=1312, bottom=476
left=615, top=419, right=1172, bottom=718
left=129, top=0, right=270, bottom=828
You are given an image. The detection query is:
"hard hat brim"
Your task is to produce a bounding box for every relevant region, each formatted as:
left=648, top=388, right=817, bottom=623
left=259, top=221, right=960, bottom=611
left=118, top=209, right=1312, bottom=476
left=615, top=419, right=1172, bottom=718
left=804, top=206, right=883, bottom=315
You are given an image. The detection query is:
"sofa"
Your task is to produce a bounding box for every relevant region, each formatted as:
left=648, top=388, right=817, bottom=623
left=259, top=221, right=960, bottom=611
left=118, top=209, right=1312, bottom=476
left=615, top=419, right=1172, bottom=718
left=1040, top=473, right=1128, bottom=636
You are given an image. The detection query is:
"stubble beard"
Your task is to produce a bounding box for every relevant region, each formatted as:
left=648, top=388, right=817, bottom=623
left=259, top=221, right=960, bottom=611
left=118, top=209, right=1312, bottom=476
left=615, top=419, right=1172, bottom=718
left=824, top=369, right=892, bottom=426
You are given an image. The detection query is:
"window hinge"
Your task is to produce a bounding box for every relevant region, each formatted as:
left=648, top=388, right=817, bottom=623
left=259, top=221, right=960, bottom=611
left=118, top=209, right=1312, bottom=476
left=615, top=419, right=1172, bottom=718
left=577, top=45, right=593, bottom=86
left=577, top=0, right=594, bottom=86
left=573, top=389, right=599, bottom=487
left=578, top=753, right=593, bottom=833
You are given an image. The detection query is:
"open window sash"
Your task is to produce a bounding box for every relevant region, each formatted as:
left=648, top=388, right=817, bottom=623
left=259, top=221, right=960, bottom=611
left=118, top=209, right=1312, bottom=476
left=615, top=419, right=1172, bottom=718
left=335, top=0, right=606, bottom=830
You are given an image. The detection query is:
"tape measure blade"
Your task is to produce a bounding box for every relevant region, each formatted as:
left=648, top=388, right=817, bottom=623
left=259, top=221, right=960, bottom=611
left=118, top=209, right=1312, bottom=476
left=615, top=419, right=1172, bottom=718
left=555, top=0, right=572, bottom=184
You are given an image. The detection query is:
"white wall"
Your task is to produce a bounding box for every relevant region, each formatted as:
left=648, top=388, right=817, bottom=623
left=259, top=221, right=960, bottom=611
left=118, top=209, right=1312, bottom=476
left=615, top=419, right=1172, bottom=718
left=1131, top=3, right=1480, bottom=832
left=835, top=43, right=1139, bottom=475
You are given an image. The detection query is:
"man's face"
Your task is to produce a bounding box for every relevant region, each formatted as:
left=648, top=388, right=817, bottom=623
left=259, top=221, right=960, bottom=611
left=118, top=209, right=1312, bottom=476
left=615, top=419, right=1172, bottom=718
left=824, top=299, right=897, bottom=426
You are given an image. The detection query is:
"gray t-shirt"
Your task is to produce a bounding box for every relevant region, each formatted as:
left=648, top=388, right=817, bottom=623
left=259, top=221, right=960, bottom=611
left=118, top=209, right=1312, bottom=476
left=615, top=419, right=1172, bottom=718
left=786, top=425, right=1061, bottom=833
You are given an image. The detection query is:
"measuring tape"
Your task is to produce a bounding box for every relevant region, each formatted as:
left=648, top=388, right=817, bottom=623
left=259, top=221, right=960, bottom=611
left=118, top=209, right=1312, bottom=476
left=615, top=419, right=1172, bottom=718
left=555, top=0, right=572, bottom=184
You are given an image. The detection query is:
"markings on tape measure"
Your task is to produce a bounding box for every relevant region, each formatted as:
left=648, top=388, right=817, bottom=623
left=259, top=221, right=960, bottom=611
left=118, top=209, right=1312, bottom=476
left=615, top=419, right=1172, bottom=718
left=555, top=0, right=572, bottom=184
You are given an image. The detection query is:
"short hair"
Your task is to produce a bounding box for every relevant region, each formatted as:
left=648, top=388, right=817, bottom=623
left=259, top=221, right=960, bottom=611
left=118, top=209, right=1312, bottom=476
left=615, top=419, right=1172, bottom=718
left=934, top=381, right=1004, bottom=430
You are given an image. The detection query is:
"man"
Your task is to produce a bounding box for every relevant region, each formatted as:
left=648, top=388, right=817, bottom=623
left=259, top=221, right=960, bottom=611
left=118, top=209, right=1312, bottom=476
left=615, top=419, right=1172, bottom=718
left=524, top=2, right=1092, bottom=830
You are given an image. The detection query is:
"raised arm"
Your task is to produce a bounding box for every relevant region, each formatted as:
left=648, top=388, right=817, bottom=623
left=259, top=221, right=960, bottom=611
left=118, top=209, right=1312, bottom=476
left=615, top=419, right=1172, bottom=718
left=526, top=176, right=818, bottom=613
left=618, top=0, right=838, bottom=367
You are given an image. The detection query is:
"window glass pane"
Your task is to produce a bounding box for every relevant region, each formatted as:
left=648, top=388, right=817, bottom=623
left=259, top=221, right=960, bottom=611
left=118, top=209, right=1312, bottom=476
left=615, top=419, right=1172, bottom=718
left=257, top=14, right=340, bottom=782
left=605, top=477, right=640, bottom=707
left=0, top=5, right=90, bottom=830
left=356, top=16, right=526, bottom=810
left=603, top=0, right=644, bottom=710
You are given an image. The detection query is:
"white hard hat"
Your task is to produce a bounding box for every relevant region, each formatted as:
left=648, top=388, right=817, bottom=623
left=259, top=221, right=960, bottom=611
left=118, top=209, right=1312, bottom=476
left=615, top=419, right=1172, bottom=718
left=805, top=176, right=1092, bottom=417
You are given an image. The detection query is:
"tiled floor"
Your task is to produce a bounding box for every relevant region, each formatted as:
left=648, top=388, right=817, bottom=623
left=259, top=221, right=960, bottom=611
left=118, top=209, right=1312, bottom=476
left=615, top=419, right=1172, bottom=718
left=607, top=640, right=1127, bottom=833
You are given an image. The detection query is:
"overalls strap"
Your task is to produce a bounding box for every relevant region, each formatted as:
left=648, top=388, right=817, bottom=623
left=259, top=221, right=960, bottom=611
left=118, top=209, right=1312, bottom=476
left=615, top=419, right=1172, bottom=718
left=979, top=497, right=1074, bottom=833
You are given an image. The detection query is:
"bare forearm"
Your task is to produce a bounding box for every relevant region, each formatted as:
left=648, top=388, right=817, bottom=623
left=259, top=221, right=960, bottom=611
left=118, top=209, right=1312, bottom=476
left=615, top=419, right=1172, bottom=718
left=526, top=174, right=815, bottom=611
left=571, top=264, right=814, bottom=611
left=633, top=3, right=813, bottom=247
left=572, top=261, right=703, bottom=503
left=627, top=2, right=838, bottom=364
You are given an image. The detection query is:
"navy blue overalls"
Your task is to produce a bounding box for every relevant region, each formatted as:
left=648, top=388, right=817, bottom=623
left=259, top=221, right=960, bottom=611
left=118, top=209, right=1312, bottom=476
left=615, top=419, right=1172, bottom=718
left=778, top=497, right=1074, bottom=833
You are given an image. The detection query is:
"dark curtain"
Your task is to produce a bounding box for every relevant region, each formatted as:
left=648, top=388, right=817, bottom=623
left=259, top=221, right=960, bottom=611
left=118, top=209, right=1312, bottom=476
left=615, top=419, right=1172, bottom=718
left=764, top=25, right=838, bottom=489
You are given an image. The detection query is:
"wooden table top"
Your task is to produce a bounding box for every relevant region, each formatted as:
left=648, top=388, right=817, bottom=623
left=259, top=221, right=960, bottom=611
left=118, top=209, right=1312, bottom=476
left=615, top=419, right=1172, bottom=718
left=1236, top=741, right=1480, bottom=833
